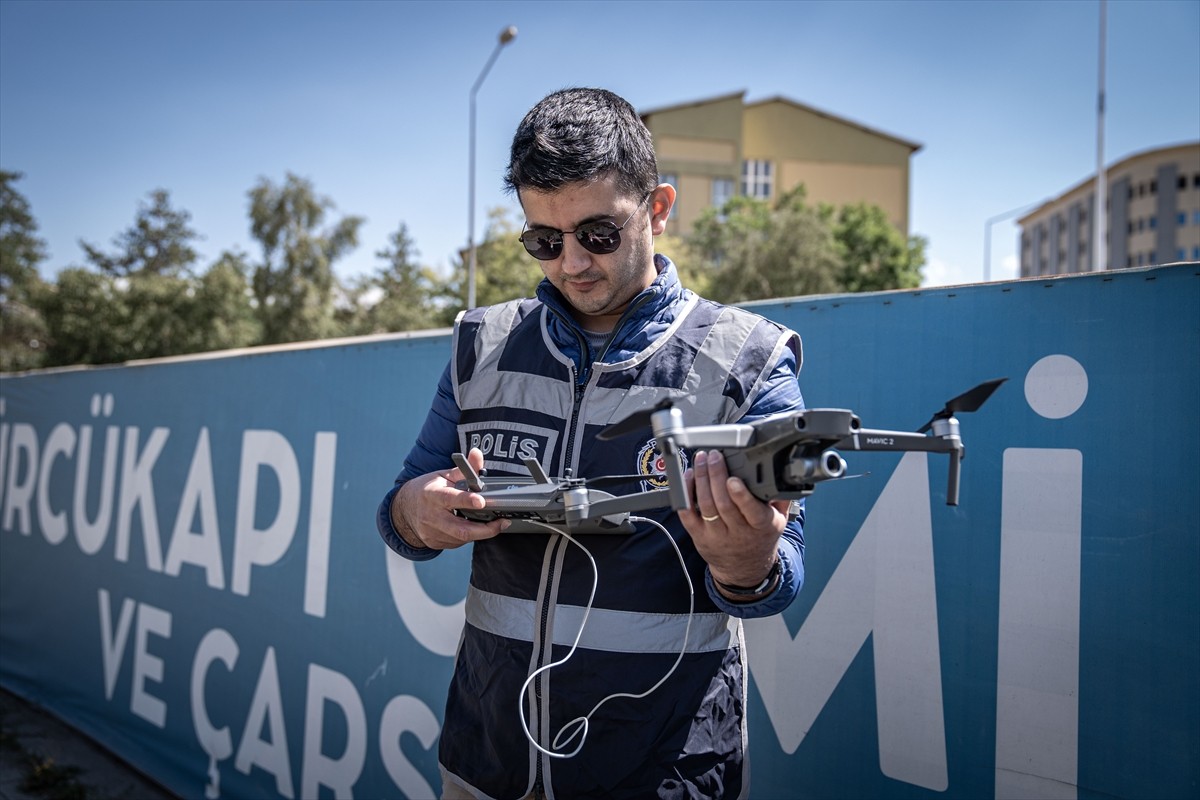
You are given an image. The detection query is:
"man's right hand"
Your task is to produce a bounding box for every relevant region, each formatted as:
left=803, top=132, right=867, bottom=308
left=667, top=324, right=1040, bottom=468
left=390, top=447, right=509, bottom=550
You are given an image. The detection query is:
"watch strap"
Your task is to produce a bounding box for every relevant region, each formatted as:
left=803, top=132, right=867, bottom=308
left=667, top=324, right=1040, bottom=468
left=714, top=556, right=781, bottom=597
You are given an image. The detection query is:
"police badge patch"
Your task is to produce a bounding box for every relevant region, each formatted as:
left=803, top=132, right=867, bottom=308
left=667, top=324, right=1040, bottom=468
left=636, top=438, right=688, bottom=490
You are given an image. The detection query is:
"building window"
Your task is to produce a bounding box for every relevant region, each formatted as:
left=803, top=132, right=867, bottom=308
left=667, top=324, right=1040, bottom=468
left=1179, top=249, right=1188, bottom=261
left=742, top=160, right=773, bottom=199
left=1194, top=210, right=1200, bottom=225
left=1193, top=246, right=1200, bottom=260
left=1180, top=212, right=1188, bottom=226
left=1194, top=173, right=1200, bottom=187
left=1149, top=216, right=1157, bottom=229
left=1149, top=250, right=1156, bottom=264
left=1150, top=179, right=1157, bottom=194
left=1180, top=176, right=1188, bottom=190
left=711, top=177, right=734, bottom=209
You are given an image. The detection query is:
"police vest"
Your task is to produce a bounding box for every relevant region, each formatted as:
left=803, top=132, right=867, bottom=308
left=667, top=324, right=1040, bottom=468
left=440, top=294, right=800, bottom=799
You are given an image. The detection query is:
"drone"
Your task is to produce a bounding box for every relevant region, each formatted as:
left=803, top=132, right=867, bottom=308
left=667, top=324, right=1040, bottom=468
left=453, top=378, right=1007, bottom=534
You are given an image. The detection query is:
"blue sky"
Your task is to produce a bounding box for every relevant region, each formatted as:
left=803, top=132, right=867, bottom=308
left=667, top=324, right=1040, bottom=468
left=2, top=0, right=1197, bottom=289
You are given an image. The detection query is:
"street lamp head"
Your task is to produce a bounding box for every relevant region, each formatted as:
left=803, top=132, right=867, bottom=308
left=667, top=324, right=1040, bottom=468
left=499, top=26, right=517, bottom=45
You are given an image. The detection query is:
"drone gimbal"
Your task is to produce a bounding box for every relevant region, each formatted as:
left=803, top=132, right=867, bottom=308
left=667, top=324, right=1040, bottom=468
left=453, top=378, right=1006, bottom=533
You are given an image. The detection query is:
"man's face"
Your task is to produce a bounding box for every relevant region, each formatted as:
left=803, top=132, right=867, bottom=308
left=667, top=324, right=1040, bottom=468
left=519, top=174, right=662, bottom=332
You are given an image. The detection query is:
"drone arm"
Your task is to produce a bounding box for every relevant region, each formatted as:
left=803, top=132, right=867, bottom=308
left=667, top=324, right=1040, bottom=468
left=581, top=488, right=675, bottom=520
left=672, top=424, right=757, bottom=450
left=836, top=424, right=965, bottom=506
left=836, top=427, right=955, bottom=454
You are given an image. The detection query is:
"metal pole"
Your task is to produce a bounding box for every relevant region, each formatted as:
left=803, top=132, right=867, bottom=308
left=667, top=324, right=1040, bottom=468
left=468, top=26, right=517, bottom=310
left=984, top=202, right=1045, bottom=282
left=984, top=220, right=992, bottom=283
left=1094, top=0, right=1107, bottom=272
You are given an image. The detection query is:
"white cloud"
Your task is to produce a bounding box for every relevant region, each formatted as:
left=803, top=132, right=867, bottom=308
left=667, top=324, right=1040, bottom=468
left=1000, top=254, right=1019, bottom=282
left=922, top=257, right=963, bottom=288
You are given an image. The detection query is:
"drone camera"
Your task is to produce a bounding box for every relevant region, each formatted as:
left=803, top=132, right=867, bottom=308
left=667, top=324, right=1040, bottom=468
left=784, top=449, right=847, bottom=485
left=823, top=450, right=847, bottom=478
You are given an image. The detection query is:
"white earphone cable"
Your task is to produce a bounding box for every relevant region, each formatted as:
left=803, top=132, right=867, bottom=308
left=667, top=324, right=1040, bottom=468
left=517, top=516, right=695, bottom=759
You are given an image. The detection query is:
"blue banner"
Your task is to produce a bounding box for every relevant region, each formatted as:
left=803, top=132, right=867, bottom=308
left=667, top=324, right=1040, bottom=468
left=1, top=264, right=1196, bottom=799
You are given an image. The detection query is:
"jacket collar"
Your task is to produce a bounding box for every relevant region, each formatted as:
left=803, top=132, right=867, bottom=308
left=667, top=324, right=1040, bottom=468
left=536, top=254, right=685, bottom=352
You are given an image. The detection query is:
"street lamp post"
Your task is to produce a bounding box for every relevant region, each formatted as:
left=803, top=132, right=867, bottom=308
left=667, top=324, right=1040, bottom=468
left=1094, top=0, right=1107, bottom=272
left=984, top=201, right=1044, bottom=282
left=467, top=25, right=517, bottom=310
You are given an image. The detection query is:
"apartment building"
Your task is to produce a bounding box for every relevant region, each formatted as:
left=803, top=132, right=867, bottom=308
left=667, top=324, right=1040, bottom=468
left=639, top=91, right=922, bottom=236
left=1018, top=141, right=1200, bottom=277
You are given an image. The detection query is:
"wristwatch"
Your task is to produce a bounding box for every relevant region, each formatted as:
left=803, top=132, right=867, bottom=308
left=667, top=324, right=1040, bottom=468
left=714, top=556, right=781, bottom=597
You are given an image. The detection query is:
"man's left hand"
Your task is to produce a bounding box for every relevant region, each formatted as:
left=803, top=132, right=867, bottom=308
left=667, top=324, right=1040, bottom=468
left=679, top=450, right=790, bottom=594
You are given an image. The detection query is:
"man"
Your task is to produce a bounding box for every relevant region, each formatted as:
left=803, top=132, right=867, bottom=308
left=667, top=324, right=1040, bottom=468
left=377, top=88, right=806, bottom=800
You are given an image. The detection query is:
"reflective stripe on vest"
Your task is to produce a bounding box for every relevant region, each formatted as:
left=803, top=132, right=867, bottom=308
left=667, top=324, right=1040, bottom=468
left=466, top=584, right=740, bottom=654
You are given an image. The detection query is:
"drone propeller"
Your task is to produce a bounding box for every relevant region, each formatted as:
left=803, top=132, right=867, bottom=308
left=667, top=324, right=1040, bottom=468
left=917, top=378, right=1008, bottom=433
left=597, top=399, right=674, bottom=441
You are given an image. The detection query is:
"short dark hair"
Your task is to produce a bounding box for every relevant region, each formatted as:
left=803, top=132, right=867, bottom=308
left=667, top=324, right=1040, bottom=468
left=504, top=88, right=659, bottom=199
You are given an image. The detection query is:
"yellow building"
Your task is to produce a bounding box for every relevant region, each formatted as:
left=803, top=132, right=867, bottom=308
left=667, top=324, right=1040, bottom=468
left=1017, top=142, right=1200, bottom=276
left=640, top=91, right=922, bottom=236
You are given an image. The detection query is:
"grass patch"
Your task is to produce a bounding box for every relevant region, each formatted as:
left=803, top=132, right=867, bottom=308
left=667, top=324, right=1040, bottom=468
left=20, top=755, right=88, bottom=800
left=1, top=715, right=90, bottom=800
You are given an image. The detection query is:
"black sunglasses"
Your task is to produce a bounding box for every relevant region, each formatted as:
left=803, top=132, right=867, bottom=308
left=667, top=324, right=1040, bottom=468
left=519, top=193, right=650, bottom=261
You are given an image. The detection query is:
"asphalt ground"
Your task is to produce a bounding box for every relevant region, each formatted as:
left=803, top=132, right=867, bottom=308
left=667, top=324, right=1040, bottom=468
left=0, top=688, right=177, bottom=800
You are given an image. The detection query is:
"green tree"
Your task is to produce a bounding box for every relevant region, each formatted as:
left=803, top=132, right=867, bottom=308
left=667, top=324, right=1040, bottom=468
left=37, top=267, right=127, bottom=366
left=0, top=170, right=49, bottom=371
left=687, top=186, right=928, bottom=302
left=39, top=250, right=260, bottom=368
left=349, top=223, right=444, bottom=334
left=655, top=230, right=711, bottom=298
left=691, top=187, right=841, bottom=304
left=831, top=202, right=926, bottom=292
left=248, top=173, right=364, bottom=344
left=60, top=189, right=197, bottom=363
left=440, top=206, right=544, bottom=323
left=36, top=189, right=260, bottom=367
left=195, top=249, right=260, bottom=350
left=80, top=188, right=198, bottom=277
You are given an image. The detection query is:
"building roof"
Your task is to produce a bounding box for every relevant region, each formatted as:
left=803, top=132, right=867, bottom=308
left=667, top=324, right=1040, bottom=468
left=745, top=95, right=923, bottom=153
left=639, top=90, right=923, bottom=153
left=1017, top=140, right=1200, bottom=225
left=638, top=90, right=749, bottom=119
